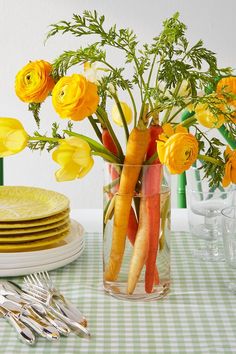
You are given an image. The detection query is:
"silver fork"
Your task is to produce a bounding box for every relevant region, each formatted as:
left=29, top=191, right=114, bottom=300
left=22, top=272, right=90, bottom=338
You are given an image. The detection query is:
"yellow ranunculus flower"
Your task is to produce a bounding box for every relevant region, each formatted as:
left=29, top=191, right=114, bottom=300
left=194, top=102, right=225, bottom=128
left=222, top=146, right=236, bottom=187
left=52, top=74, right=99, bottom=121
left=52, top=137, right=94, bottom=182
left=112, top=101, right=133, bottom=126
left=157, top=124, right=198, bottom=174
left=0, top=118, right=28, bottom=157
left=216, top=76, right=236, bottom=107
left=15, top=60, right=55, bottom=103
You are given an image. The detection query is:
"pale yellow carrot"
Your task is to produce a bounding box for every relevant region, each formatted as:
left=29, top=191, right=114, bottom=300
left=127, top=197, right=149, bottom=294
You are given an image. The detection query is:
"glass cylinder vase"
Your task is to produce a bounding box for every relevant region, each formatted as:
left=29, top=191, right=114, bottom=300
left=103, top=162, right=171, bottom=301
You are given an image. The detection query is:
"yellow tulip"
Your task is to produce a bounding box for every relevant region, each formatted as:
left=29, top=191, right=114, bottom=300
left=194, top=102, right=225, bottom=128
left=0, top=118, right=28, bottom=157
left=52, top=137, right=94, bottom=182
left=222, top=146, right=236, bottom=187
left=52, top=74, right=99, bottom=121
left=15, top=60, right=55, bottom=103
left=157, top=124, right=198, bottom=174
left=111, top=101, right=133, bottom=127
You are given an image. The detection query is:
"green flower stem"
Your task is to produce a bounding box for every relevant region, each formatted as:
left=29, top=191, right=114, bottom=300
left=162, top=81, right=183, bottom=123
left=168, top=106, right=185, bottom=123
left=64, top=130, right=121, bottom=163
left=103, top=177, right=120, bottom=193
left=101, top=60, right=137, bottom=126
left=96, top=106, right=124, bottom=159
left=88, top=115, right=102, bottom=142
left=144, top=53, right=157, bottom=113
left=92, top=151, right=119, bottom=163
left=28, top=136, right=60, bottom=143
left=198, top=154, right=223, bottom=166
left=178, top=116, right=197, bottom=128
left=112, top=93, right=129, bottom=141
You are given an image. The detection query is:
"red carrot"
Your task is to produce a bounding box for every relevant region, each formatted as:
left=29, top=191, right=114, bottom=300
left=127, top=207, right=138, bottom=245
left=145, top=124, right=163, bottom=293
left=102, top=128, right=118, bottom=156
left=146, top=124, right=163, bottom=161
left=144, top=164, right=162, bottom=293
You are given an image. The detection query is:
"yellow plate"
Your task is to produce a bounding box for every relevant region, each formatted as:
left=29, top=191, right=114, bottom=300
left=0, top=230, right=69, bottom=252
left=0, top=222, right=70, bottom=243
left=0, top=186, right=69, bottom=222
left=0, top=218, right=70, bottom=236
left=0, top=209, right=70, bottom=229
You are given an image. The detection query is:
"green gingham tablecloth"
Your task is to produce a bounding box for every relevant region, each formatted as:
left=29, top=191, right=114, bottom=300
left=0, top=231, right=236, bottom=354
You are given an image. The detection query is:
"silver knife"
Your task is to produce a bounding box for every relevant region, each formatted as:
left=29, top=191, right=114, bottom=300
left=0, top=306, right=36, bottom=346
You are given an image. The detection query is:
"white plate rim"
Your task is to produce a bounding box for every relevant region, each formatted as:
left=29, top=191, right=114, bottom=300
left=0, top=240, right=85, bottom=269
left=0, top=244, right=85, bottom=277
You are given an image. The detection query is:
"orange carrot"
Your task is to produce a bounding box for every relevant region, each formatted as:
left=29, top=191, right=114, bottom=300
left=127, top=198, right=149, bottom=294
left=104, top=127, right=150, bottom=281
left=103, top=128, right=138, bottom=241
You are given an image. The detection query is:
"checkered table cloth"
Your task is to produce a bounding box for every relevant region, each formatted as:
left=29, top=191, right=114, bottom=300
left=0, top=231, right=236, bottom=354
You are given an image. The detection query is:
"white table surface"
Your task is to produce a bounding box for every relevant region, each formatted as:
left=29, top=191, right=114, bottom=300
left=71, top=208, right=189, bottom=233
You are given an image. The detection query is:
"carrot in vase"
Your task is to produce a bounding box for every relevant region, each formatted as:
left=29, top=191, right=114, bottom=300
left=144, top=163, right=162, bottom=293
left=145, top=124, right=163, bottom=293
left=102, top=127, right=139, bottom=239
left=104, top=126, right=150, bottom=281
left=127, top=163, right=162, bottom=295
left=127, top=206, right=138, bottom=246
left=127, top=197, right=149, bottom=294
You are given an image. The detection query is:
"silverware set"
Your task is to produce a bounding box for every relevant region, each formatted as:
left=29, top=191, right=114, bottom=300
left=0, top=271, right=90, bottom=346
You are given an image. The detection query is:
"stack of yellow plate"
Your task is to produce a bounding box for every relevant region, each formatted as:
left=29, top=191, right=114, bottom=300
left=0, top=186, right=85, bottom=276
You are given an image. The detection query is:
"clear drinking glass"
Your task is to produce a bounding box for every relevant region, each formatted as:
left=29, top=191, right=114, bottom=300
left=103, top=163, right=171, bottom=301
left=186, top=166, right=234, bottom=261
left=221, top=206, right=236, bottom=293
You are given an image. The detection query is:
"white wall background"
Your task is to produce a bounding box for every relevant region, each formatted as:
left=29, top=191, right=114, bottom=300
left=1, top=0, right=235, bottom=209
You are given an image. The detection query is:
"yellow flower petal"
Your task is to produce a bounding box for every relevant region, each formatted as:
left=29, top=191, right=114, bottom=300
left=52, top=137, right=94, bottom=182
left=15, top=60, right=55, bottom=103
left=0, top=118, right=28, bottom=157
left=222, top=146, right=236, bottom=187
left=52, top=74, right=99, bottom=121
left=112, top=101, right=133, bottom=127
left=158, top=132, right=198, bottom=174
left=195, top=101, right=225, bottom=128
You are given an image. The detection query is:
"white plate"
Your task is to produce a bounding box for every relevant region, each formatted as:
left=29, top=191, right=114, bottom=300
left=0, top=219, right=84, bottom=261
left=0, top=240, right=85, bottom=269
left=0, top=244, right=85, bottom=277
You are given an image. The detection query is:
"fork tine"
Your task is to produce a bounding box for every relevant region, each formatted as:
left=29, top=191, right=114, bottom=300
left=34, top=272, right=45, bottom=287
left=41, top=271, right=51, bottom=287
left=21, top=287, right=47, bottom=301
left=23, top=281, right=49, bottom=295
